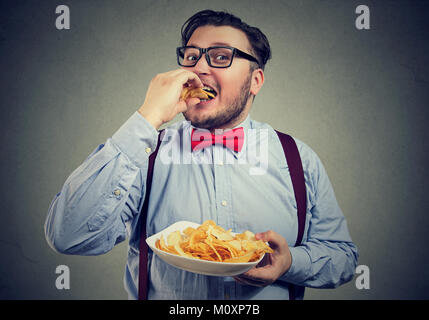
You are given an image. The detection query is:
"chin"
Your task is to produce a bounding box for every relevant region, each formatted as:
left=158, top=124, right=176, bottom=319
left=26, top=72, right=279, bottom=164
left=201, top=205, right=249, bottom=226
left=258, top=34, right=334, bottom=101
left=184, top=116, right=212, bottom=129
left=184, top=109, right=219, bottom=128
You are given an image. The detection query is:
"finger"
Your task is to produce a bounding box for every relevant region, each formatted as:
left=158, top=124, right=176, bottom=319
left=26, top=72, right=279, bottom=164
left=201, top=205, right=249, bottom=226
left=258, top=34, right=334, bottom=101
left=255, top=230, right=275, bottom=242
left=244, top=265, right=272, bottom=280
left=176, top=70, right=203, bottom=88
left=186, top=97, right=201, bottom=107
left=176, top=100, right=188, bottom=113
left=255, top=230, right=287, bottom=252
left=236, top=273, right=270, bottom=287
left=234, top=275, right=267, bottom=287
left=242, top=268, right=276, bottom=286
left=233, top=276, right=248, bottom=285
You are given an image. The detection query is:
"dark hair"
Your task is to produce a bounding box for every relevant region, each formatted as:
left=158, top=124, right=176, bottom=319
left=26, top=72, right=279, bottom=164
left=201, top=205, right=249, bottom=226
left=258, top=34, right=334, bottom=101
left=181, top=10, right=271, bottom=71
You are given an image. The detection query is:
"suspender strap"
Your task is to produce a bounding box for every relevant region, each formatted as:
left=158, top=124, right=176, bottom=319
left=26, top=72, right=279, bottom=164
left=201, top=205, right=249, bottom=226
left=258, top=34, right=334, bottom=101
left=138, top=130, right=164, bottom=300
left=274, top=130, right=307, bottom=300
left=274, top=131, right=307, bottom=247
left=137, top=129, right=307, bottom=300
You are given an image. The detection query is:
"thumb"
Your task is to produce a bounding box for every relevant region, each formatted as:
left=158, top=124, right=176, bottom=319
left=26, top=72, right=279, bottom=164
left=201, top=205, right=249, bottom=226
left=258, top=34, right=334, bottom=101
left=176, top=100, right=188, bottom=113
left=255, top=230, right=288, bottom=252
left=177, top=98, right=200, bottom=113
left=186, top=97, right=201, bottom=107
left=255, top=230, right=276, bottom=242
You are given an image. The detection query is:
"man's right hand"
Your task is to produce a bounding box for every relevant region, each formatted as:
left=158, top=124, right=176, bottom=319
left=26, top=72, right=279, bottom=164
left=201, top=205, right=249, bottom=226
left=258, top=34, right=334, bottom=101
left=138, top=69, right=203, bottom=130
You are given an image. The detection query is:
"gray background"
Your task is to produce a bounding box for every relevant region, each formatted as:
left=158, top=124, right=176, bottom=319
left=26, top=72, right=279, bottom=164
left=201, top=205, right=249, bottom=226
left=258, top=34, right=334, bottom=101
left=0, top=0, right=428, bottom=299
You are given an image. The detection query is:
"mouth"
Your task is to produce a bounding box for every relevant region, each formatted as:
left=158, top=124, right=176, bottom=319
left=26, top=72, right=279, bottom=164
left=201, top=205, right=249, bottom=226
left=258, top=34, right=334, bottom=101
left=201, top=84, right=218, bottom=102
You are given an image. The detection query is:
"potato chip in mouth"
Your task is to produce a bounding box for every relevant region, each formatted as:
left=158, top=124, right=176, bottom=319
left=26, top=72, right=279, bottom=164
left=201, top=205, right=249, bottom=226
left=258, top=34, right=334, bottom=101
left=180, top=87, right=216, bottom=101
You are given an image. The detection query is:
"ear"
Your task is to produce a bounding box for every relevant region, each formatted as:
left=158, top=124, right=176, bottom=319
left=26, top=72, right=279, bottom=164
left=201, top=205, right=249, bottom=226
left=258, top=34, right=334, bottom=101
left=250, top=68, right=264, bottom=96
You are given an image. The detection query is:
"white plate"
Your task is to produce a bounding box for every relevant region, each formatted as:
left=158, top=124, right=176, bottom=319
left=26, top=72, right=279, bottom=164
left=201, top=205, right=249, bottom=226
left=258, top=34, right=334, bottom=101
left=146, top=221, right=264, bottom=277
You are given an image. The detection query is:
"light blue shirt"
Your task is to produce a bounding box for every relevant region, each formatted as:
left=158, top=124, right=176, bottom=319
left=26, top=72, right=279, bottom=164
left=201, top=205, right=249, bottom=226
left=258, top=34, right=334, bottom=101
left=44, top=111, right=358, bottom=299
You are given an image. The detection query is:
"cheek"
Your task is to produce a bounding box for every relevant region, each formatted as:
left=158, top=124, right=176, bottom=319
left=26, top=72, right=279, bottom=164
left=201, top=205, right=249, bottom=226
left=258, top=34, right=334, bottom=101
left=224, top=64, right=250, bottom=86
left=214, top=64, right=250, bottom=98
left=219, top=74, right=244, bottom=97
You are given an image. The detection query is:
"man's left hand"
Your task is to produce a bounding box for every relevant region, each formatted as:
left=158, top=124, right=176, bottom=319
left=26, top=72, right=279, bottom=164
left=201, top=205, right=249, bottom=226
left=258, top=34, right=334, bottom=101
left=234, top=230, right=292, bottom=287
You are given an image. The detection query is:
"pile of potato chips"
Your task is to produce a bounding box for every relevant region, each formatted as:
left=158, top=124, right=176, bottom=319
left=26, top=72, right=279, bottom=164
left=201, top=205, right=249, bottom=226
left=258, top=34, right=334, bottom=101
left=155, top=220, right=274, bottom=263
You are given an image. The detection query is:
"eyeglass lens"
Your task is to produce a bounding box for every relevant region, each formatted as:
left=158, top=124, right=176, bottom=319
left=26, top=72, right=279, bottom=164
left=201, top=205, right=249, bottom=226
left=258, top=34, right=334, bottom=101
left=179, top=47, right=234, bottom=67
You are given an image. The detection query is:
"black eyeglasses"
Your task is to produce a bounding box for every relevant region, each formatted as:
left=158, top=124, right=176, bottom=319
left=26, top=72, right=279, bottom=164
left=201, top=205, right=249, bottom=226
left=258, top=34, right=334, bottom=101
left=176, top=46, right=260, bottom=68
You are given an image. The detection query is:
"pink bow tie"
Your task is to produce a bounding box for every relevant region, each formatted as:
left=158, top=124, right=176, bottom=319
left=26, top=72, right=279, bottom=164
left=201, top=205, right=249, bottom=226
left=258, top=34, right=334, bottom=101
left=191, top=127, right=244, bottom=152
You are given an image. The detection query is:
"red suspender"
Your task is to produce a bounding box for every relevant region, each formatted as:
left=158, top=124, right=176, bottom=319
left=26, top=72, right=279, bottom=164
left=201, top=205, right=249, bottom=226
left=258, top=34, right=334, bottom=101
left=138, top=130, right=306, bottom=300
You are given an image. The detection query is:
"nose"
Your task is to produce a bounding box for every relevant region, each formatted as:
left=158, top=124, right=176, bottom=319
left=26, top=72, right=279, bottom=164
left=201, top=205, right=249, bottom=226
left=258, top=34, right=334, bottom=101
left=190, top=53, right=211, bottom=75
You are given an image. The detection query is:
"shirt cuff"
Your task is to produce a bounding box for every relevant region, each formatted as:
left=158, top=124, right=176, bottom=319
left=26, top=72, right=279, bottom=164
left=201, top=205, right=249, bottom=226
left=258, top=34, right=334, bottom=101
left=111, top=111, right=159, bottom=167
left=280, top=246, right=312, bottom=284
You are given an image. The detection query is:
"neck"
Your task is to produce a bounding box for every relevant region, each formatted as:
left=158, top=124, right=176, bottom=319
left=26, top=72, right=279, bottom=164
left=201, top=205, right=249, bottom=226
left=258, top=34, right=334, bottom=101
left=207, top=100, right=251, bottom=133
left=208, top=113, right=248, bottom=133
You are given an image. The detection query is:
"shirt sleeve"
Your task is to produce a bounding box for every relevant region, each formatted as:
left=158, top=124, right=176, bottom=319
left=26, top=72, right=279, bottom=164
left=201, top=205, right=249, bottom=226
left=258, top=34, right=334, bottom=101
left=44, top=111, right=159, bottom=255
left=279, top=143, right=359, bottom=288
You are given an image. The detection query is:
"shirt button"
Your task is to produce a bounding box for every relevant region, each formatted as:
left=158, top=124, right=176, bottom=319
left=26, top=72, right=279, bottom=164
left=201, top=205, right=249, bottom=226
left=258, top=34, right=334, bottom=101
left=113, top=189, right=121, bottom=196
left=221, top=200, right=228, bottom=207
left=145, top=147, right=152, bottom=154
left=218, top=161, right=224, bottom=166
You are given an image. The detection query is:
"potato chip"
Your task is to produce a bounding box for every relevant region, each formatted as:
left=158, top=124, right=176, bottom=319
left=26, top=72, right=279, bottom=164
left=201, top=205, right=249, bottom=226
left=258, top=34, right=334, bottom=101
left=167, top=231, right=182, bottom=246
left=223, top=250, right=256, bottom=263
left=228, top=240, right=242, bottom=252
left=155, top=220, right=274, bottom=263
left=183, top=227, right=196, bottom=237
left=180, top=87, right=215, bottom=101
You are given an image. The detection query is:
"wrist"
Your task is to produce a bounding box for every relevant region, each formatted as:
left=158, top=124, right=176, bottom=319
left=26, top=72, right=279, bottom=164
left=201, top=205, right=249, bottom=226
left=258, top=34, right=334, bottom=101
left=137, top=108, right=163, bottom=130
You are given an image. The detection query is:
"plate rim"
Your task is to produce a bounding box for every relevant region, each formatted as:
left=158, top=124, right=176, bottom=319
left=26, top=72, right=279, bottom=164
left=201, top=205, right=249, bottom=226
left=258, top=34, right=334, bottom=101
left=146, top=220, right=264, bottom=267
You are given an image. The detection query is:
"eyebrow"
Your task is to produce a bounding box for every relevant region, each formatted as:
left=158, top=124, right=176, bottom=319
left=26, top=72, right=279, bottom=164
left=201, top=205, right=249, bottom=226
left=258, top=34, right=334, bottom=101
left=210, top=42, right=232, bottom=46
left=187, top=42, right=253, bottom=56
left=187, top=41, right=232, bottom=47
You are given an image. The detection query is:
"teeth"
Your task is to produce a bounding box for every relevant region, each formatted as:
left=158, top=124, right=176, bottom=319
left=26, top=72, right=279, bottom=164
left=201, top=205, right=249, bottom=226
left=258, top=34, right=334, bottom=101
left=202, top=88, right=216, bottom=101
left=203, top=86, right=216, bottom=94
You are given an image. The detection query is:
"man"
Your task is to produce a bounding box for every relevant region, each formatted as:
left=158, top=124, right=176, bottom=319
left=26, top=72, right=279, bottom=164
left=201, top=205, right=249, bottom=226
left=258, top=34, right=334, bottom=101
left=45, top=10, right=358, bottom=299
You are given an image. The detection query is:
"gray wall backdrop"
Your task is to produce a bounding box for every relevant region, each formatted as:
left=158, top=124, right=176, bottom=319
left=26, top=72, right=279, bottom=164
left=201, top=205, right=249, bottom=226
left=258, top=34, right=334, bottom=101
left=1, top=0, right=428, bottom=299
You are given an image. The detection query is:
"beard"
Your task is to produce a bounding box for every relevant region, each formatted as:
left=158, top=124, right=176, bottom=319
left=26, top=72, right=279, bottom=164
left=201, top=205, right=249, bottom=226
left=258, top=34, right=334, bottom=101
left=183, top=73, right=252, bottom=130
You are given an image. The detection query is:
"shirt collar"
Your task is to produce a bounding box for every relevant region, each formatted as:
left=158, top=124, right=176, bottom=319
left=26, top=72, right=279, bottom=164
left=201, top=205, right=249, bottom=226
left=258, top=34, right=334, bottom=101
left=184, top=115, right=252, bottom=158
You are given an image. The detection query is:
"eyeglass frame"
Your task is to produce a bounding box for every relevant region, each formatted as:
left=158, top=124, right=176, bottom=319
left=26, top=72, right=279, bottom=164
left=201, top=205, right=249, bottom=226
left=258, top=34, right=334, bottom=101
left=176, top=45, right=260, bottom=69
